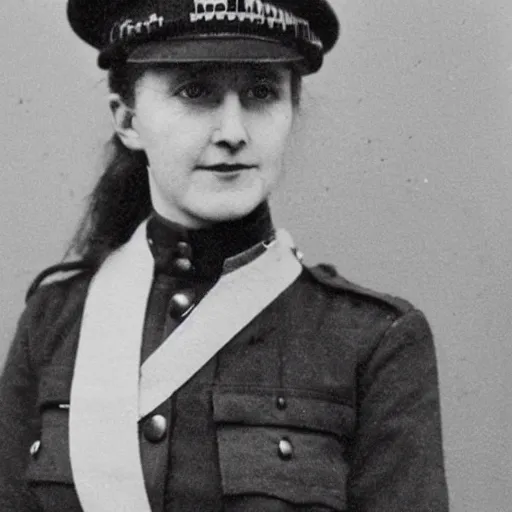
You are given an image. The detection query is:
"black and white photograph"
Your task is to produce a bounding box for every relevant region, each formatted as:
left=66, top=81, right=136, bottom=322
left=1, top=0, right=511, bottom=510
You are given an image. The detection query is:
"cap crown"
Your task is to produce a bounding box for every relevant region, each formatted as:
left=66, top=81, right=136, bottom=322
left=67, top=0, right=339, bottom=71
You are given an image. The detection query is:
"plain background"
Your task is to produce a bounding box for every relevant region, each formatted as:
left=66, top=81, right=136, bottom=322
left=2, top=0, right=511, bottom=510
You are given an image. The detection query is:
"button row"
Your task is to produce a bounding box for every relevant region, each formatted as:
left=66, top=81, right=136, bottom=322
left=147, top=238, right=195, bottom=277
left=142, top=414, right=294, bottom=462
left=173, top=241, right=193, bottom=275
left=30, top=421, right=294, bottom=459
left=173, top=241, right=193, bottom=276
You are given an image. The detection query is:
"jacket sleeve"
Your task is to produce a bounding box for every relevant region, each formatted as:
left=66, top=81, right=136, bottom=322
left=0, top=303, right=42, bottom=511
left=347, top=308, right=450, bottom=511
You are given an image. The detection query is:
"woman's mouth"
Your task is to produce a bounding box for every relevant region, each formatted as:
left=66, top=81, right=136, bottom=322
left=197, top=163, right=256, bottom=173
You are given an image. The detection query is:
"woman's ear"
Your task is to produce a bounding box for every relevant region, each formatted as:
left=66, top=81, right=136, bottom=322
left=109, top=93, right=144, bottom=151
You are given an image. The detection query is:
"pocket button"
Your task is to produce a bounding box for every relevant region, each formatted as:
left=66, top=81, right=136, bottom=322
left=278, top=438, right=293, bottom=460
left=30, top=440, right=41, bottom=458
left=276, top=396, right=287, bottom=410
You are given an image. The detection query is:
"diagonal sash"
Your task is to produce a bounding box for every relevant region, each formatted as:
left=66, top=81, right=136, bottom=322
left=69, top=220, right=302, bottom=512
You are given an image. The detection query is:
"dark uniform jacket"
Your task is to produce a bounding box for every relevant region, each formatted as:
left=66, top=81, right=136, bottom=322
left=0, top=205, right=449, bottom=511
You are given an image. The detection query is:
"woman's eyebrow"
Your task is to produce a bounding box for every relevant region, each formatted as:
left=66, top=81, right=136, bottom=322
left=156, top=64, right=285, bottom=87
left=168, top=68, right=206, bottom=83
left=153, top=64, right=211, bottom=84
left=248, top=66, right=283, bottom=82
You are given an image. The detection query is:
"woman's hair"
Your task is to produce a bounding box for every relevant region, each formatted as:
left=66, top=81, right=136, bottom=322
left=69, top=63, right=302, bottom=266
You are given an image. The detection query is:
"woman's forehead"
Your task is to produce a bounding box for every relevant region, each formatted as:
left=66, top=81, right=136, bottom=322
left=141, top=62, right=291, bottom=82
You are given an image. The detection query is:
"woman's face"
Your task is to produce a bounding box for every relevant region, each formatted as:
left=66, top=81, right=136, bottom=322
left=115, top=63, right=295, bottom=227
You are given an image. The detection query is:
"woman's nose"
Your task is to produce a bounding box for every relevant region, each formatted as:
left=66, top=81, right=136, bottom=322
left=211, top=92, right=249, bottom=152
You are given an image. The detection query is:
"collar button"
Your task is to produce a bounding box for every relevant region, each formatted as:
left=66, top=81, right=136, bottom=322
left=176, top=241, right=192, bottom=258
left=172, top=258, right=194, bottom=274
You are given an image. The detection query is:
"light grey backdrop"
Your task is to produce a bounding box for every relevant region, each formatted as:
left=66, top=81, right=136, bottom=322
left=2, top=0, right=511, bottom=510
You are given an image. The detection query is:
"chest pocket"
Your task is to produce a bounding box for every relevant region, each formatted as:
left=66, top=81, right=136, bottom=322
left=25, top=365, right=74, bottom=486
left=213, top=386, right=355, bottom=511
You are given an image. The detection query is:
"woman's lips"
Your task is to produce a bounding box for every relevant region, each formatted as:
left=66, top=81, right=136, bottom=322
left=197, top=164, right=256, bottom=173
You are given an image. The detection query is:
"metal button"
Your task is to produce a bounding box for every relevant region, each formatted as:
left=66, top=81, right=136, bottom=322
left=168, top=291, right=195, bottom=319
left=172, top=258, right=193, bottom=274
left=278, top=438, right=293, bottom=460
left=30, top=440, right=41, bottom=457
left=276, top=396, right=287, bottom=410
left=143, top=414, right=167, bottom=443
left=176, top=241, right=192, bottom=258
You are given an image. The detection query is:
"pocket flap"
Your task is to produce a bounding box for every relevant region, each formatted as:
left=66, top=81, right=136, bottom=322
left=25, top=409, right=73, bottom=484
left=27, top=365, right=73, bottom=484
left=213, top=386, right=355, bottom=440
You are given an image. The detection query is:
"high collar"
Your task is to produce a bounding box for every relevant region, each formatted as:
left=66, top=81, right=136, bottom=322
left=146, top=202, right=275, bottom=280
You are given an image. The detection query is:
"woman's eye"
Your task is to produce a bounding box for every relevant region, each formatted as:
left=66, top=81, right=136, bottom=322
left=248, top=83, right=276, bottom=101
left=177, top=82, right=209, bottom=99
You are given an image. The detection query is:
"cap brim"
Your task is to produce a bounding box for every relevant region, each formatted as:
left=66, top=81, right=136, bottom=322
left=126, top=36, right=304, bottom=66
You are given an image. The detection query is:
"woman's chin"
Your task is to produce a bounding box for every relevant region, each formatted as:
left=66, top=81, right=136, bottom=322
left=188, top=190, right=267, bottom=224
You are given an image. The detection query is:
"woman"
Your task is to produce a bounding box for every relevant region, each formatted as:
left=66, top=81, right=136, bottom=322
left=0, top=0, right=449, bottom=510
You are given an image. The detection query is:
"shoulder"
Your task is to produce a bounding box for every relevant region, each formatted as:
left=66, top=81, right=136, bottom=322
left=22, top=262, right=95, bottom=331
left=25, top=261, right=95, bottom=303
left=16, top=262, right=95, bottom=365
left=5, top=262, right=94, bottom=370
left=303, top=263, right=415, bottom=317
left=300, top=263, right=433, bottom=363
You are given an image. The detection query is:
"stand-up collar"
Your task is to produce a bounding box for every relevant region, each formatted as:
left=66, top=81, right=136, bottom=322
left=146, top=202, right=275, bottom=279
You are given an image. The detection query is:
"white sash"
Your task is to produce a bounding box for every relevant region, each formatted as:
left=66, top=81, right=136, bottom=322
left=69, top=220, right=302, bottom=512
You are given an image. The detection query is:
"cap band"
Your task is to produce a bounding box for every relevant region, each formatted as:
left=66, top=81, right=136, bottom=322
left=108, top=0, right=322, bottom=50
